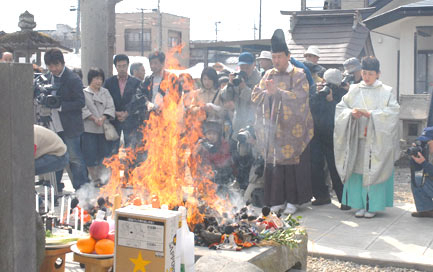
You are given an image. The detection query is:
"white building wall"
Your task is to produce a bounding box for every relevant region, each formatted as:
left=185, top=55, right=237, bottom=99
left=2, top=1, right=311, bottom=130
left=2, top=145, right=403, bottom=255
left=370, top=17, right=433, bottom=96
left=370, top=31, right=399, bottom=94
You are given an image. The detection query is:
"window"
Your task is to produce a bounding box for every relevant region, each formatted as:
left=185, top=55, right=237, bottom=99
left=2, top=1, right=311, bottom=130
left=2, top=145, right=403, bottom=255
left=168, top=30, right=181, bottom=48
left=415, top=51, right=433, bottom=94
left=408, top=123, right=419, bottom=137
left=124, top=29, right=151, bottom=52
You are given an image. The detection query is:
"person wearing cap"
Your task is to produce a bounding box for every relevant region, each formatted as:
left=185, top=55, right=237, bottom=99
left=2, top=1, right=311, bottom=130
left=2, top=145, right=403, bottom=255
left=309, top=69, right=347, bottom=209
left=252, top=29, right=314, bottom=215
left=409, top=127, right=433, bottom=218
left=342, top=57, right=362, bottom=88
left=334, top=56, right=400, bottom=218
left=257, top=51, right=273, bottom=76
left=304, top=46, right=320, bottom=64
left=221, top=52, right=260, bottom=138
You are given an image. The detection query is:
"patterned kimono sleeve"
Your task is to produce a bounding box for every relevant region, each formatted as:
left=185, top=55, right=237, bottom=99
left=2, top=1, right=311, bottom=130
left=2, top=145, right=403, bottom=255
left=251, top=71, right=270, bottom=105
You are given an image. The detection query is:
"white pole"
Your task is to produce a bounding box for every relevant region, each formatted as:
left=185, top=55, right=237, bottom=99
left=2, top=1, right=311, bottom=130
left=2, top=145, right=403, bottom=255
left=74, top=207, right=78, bottom=232
left=35, top=193, right=39, bottom=213
left=80, top=208, right=84, bottom=233
left=44, top=186, right=48, bottom=213
left=60, top=196, right=65, bottom=224
left=50, top=186, right=55, bottom=214
left=66, top=197, right=71, bottom=225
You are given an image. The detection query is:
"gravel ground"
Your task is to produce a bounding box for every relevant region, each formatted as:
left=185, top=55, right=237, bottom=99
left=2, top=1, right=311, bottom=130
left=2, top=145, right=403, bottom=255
left=306, top=166, right=419, bottom=272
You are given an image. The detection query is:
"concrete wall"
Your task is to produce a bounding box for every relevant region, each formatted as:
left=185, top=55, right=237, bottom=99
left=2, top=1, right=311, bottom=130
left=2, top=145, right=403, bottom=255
left=81, top=0, right=119, bottom=83
left=115, top=12, right=190, bottom=67
left=371, top=16, right=433, bottom=95
left=341, top=0, right=366, bottom=10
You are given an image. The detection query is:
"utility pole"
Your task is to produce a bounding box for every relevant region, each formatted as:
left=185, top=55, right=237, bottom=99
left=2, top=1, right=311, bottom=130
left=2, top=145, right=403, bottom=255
left=259, top=0, right=262, bottom=40
left=70, top=0, right=81, bottom=53
left=215, top=21, right=221, bottom=42
left=138, top=8, right=145, bottom=56
left=158, top=0, right=162, bottom=51
left=76, top=0, right=80, bottom=53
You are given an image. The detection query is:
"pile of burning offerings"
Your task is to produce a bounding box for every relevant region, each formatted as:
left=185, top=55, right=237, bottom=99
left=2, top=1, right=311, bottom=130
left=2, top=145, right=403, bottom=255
left=92, top=46, right=304, bottom=251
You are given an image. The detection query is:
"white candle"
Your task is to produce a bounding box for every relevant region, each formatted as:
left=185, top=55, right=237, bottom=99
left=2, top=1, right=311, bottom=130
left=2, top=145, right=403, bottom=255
left=66, top=197, right=71, bottom=225
left=44, top=186, right=48, bottom=213
left=60, top=196, right=65, bottom=224
left=74, top=207, right=78, bottom=231
left=50, top=186, right=55, bottom=214
left=80, top=208, right=84, bottom=233
left=35, top=193, right=39, bottom=213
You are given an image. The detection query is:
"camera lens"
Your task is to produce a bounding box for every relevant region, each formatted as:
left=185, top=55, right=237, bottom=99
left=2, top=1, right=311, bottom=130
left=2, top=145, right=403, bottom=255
left=233, top=77, right=241, bottom=86
left=318, top=86, right=331, bottom=96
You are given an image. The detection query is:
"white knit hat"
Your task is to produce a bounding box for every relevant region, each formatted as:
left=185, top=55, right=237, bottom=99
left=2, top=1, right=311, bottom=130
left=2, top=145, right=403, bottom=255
left=323, top=69, right=343, bottom=86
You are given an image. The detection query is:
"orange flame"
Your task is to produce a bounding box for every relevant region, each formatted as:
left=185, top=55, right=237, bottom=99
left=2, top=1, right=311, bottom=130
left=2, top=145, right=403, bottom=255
left=101, top=45, right=232, bottom=227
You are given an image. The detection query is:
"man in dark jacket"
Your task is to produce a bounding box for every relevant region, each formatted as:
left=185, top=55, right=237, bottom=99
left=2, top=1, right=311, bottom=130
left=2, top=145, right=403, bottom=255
left=410, top=127, right=433, bottom=218
left=309, top=68, right=347, bottom=209
left=44, top=49, right=88, bottom=191
left=103, top=54, right=141, bottom=153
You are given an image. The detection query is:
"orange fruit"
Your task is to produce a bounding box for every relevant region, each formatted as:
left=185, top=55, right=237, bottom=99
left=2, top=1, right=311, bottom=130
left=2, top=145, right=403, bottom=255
left=133, top=197, right=142, bottom=206
left=95, top=239, right=114, bottom=255
left=76, top=237, right=96, bottom=254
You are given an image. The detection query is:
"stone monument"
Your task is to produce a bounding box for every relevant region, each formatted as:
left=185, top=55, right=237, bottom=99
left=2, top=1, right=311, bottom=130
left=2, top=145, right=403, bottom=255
left=0, top=63, right=36, bottom=270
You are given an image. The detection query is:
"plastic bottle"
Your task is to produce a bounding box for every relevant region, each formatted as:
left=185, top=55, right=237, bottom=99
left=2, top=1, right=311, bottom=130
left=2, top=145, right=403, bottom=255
left=178, top=206, right=195, bottom=272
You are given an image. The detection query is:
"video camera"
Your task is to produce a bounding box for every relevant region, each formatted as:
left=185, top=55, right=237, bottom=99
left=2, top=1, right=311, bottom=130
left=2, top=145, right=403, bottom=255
left=341, top=73, right=355, bottom=86
left=200, top=140, right=214, bottom=151
left=407, top=140, right=426, bottom=158
left=237, top=125, right=256, bottom=144
left=33, top=74, right=61, bottom=109
left=232, top=71, right=248, bottom=87
left=318, top=82, right=339, bottom=97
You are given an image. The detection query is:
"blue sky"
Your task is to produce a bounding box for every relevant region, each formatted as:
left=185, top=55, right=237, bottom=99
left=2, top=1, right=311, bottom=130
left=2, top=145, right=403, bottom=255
left=2, top=0, right=323, bottom=41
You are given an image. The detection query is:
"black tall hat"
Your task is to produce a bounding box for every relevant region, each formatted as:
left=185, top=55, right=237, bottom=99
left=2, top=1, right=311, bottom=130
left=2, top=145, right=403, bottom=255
left=271, top=29, right=290, bottom=54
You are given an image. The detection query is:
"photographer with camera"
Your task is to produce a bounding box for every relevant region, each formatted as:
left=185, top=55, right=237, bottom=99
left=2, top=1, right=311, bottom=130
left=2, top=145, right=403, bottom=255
left=43, top=49, right=89, bottom=191
left=409, top=127, right=433, bottom=218
left=341, top=57, right=362, bottom=90
left=221, top=52, right=261, bottom=139
left=191, top=121, right=233, bottom=193
left=310, top=69, right=347, bottom=208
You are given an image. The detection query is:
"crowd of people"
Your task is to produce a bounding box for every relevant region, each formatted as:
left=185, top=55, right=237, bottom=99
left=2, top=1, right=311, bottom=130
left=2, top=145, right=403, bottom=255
left=23, top=27, right=433, bottom=219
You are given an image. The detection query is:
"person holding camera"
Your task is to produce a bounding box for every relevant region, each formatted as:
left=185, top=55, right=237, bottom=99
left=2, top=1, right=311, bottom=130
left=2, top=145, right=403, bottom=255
left=221, top=52, right=261, bottom=139
left=43, top=49, right=89, bottom=191
left=252, top=29, right=314, bottom=215
left=310, top=69, right=347, bottom=208
left=334, top=56, right=400, bottom=218
left=409, top=127, right=433, bottom=218
left=190, top=121, right=233, bottom=193
left=341, top=57, right=362, bottom=90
